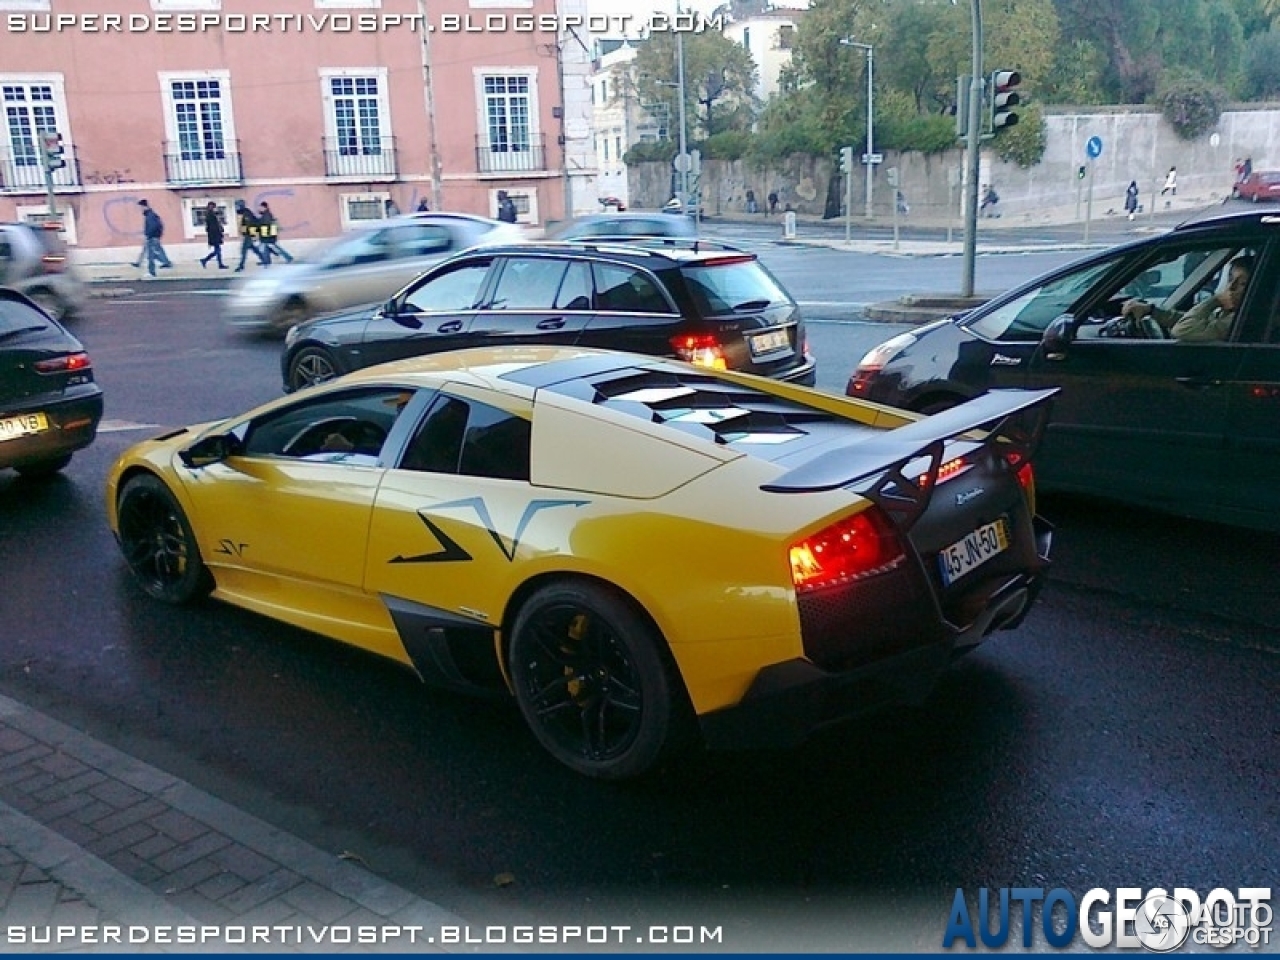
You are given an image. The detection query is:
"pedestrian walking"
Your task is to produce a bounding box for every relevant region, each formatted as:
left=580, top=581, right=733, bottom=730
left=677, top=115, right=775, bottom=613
left=745, top=189, right=757, bottom=214
left=385, top=198, right=400, bottom=218
left=979, top=185, right=1000, bottom=218
left=895, top=190, right=910, bottom=215
left=1125, top=181, right=1139, bottom=220
left=496, top=190, right=518, bottom=224
left=767, top=191, right=779, bottom=216
left=233, top=199, right=268, bottom=272
left=416, top=198, right=430, bottom=212
left=1160, top=166, right=1177, bottom=197
left=136, top=199, right=171, bottom=278
left=256, top=201, right=294, bottom=264
left=199, top=201, right=227, bottom=269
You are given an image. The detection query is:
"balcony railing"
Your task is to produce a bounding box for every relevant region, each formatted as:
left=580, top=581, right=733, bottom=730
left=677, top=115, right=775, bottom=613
left=0, top=145, right=81, bottom=193
left=476, top=134, right=546, bottom=174
left=162, top=141, right=244, bottom=186
left=323, top=137, right=397, bottom=179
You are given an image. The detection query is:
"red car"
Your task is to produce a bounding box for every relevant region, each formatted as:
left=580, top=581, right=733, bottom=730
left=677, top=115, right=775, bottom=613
left=1236, top=171, right=1280, bottom=202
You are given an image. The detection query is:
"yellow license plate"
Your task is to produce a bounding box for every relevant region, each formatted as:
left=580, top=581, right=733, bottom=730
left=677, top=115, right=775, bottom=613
left=749, top=328, right=791, bottom=357
left=938, top=517, right=1009, bottom=586
left=0, top=412, right=49, bottom=442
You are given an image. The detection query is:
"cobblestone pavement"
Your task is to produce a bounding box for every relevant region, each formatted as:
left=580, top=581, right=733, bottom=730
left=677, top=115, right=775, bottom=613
left=0, top=693, right=460, bottom=953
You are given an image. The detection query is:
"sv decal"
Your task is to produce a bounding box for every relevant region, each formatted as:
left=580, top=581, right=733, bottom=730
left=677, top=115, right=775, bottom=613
left=390, top=497, right=588, bottom=564
left=214, top=539, right=248, bottom=557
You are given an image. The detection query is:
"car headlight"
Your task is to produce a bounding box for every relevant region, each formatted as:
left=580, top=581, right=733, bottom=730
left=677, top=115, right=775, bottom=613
left=857, top=331, right=917, bottom=373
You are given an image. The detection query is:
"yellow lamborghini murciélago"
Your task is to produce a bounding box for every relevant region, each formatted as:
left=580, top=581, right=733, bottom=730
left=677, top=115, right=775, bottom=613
left=107, top=347, right=1055, bottom=779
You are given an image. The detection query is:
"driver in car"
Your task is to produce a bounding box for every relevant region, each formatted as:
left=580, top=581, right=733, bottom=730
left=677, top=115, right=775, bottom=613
left=1121, top=255, right=1254, bottom=342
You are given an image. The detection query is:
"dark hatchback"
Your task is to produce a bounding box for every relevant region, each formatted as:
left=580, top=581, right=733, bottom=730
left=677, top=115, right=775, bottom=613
left=847, top=211, right=1280, bottom=531
left=0, top=288, right=103, bottom=477
left=281, top=240, right=816, bottom=392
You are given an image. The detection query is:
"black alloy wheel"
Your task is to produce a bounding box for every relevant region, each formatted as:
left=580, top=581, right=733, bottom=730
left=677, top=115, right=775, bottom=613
left=116, top=474, right=211, bottom=604
left=288, top=346, right=340, bottom=392
left=508, top=581, right=692, bottom=780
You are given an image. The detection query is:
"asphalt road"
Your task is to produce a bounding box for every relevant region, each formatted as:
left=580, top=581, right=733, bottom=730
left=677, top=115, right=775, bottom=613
left=2, top=261, right=1277, bottom=951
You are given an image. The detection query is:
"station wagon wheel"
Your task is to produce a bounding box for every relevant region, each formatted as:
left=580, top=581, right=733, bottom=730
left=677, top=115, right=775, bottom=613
left=288, top=346, right=339, bottom=391
left=116, top=474, right=211, bottom=604
left=509, top=582, right=689, bottom=780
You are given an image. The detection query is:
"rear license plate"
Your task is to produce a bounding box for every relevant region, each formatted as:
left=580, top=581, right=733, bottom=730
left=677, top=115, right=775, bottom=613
left=938, top=517, right=1009, bottom=586
left=0, top=412, right=49, bottom=442
left=748, top=328, right=791, bottom=357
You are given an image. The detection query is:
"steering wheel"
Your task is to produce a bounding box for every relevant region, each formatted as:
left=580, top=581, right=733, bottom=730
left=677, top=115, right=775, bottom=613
left=282, top=416, right=387, bottom=457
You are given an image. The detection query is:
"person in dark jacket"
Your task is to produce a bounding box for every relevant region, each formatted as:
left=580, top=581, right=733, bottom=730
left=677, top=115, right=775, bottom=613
left=496, top=190, right=518, bottom=223
left=1124, top=181, right=1140, bottom=221
left=137, top=199, right=172, bottom=277
left=234, top=199, right=268, bottom=271
left=199, top=201, right=227, bottom=269
left=256, top=201, right=293, bottom=264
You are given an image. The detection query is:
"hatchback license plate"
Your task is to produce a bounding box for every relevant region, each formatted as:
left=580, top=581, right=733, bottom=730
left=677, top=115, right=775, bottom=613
left=938, top=517, right=1009, bottom=586
left=748, top=328, right=791, bottom=357
left=0, top=412, right=49, bottom=442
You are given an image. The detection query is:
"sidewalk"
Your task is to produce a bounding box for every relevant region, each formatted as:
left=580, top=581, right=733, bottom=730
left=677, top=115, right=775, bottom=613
left=0, top=692, right=461, bottom=951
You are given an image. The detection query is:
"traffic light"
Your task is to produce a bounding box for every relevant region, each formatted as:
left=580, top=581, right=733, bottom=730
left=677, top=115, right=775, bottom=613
left=839, top=146, right=853, bottom=175
left=40, top=131, right=65, bottom=171
left=989, top=70, right=1021, bottom=132
left=1077, top=165, right=1087, bottom=180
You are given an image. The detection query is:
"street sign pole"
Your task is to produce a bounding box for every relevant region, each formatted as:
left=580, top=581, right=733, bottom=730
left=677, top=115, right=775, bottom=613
left=844, top=166, right=853, bottom=243
left=1085, top=163, right=1095, bottom=243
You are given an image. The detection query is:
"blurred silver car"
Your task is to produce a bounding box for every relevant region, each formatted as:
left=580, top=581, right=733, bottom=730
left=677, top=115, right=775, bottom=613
left=0, top=221, right=87, bottom=323
left=223, top=213, right=524, bottom=335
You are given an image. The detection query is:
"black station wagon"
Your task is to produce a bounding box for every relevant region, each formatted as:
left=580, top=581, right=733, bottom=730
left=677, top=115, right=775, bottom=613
left=847, top=211, right=1280, bottom=531
left=281, top=240, right=816, bottom=392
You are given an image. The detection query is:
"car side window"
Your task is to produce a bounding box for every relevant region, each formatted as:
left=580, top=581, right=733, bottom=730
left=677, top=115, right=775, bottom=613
left=398, top=224, right=452, bottom=257
left=967, top=259, right=1120, bottom=341
left=242, top=388, right=412, bottom=465
left=402, top=261, right=491, bottom=314
left=593, top=263, right=671, bottom=313
left=555, top=261, right=593, bottom=310
left=399, top=394, right=531, bottom=481
left=489, top=258, right=569, bottom=310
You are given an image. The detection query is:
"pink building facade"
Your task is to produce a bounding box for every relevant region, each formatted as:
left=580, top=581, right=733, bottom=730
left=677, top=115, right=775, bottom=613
left=0, top=0, right=597, bottom=248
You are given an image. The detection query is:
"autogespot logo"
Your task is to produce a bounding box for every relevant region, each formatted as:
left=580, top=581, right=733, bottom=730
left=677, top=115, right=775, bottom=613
left=943, top=886, right=1273, bottom=951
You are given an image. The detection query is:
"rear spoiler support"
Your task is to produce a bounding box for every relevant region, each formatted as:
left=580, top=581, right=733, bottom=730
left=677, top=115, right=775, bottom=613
left=761, top=389, right=1058, bottom=531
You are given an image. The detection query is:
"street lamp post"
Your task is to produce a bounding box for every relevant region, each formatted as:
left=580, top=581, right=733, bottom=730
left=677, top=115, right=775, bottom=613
left=961, top=0, right=983, bottom=297
left=841, top=38, right=874, bottom=220
left=676, top=27, right=689, bottom=209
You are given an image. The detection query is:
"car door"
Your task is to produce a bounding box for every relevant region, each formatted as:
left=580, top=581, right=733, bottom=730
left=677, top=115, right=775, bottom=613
left=468, top=255, right=593, bottom=348
left=313, top=226, right=402, bottom=310
left=182, top=386, right=414, bottom=653
left=579, top=260, right=681, bottom=355
left=381, top=222, right=454, bottom=290
left=1025, top=240, right=1255, bottom=506
left=1220, top=247, right=1280, bottom=528
left=355, top=257, right=494, bottom=368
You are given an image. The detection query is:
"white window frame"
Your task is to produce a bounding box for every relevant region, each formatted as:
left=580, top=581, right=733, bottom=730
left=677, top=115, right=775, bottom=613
left=489, top=187, right=537, bottom=225
left=340, top=191, right=391, bottom=230
left=0, top=74, right=75, bottom=191
left=474, top=68, right=541, bottom=173
left=15, top=203, right=77, bottom=246
left=159, top=70, right=239, bottom=183
left=319, top=67, right=393, bottom=179
left=180, top=196, right=230, bottom=242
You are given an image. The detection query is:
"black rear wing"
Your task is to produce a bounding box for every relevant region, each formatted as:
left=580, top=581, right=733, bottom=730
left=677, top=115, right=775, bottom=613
left=761, top=389, right=1058, bottom=529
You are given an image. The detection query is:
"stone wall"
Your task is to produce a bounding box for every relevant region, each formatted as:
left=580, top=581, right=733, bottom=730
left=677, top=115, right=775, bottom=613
left=629, top=106, right=1280, bottom=220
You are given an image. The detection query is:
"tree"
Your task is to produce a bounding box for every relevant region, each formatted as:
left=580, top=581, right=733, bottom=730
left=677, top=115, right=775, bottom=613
left=1242, top=29, right=1280, bottom=98
left=632, top=29, right=758, bottom=141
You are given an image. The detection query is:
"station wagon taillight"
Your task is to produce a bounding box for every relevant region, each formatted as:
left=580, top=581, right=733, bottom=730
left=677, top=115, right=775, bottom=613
left=34, top=352, right=91, bottom=373
left=671, top=333, right=727, bottom=370
left=789, top=507, right=904, bottom=593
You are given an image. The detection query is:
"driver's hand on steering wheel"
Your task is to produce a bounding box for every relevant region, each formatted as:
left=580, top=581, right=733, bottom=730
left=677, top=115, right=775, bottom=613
left=1121, top=298, right=1153, bottom=320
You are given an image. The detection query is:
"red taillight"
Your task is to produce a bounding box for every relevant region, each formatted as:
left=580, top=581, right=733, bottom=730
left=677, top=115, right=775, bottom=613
left=33, top=352, right=91, bottom=373
left=40, top=254, right=67, bottom=274
left=671, top=333, right=727, bottom=370
left=789, top=508, right=904, bottom=593
left=1004, top=451, right=1034, bottom=490
left=918, top=455, right=971, bottom=489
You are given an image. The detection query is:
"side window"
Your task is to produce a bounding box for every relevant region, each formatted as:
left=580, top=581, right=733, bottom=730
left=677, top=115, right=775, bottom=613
left=555, top=261, right=593, bottom=311
left=967, top=259, right=1120, bottom=341
left=489, top=258, right=570, bottom=310
left=398, top=224, right=452, bottom=257
left=399, top=394, right=531, bottom=481
left=402, top=261, right=491, bottom=314
left=593, top=263, right=672, bottom=313
left=1112, top=246, right=1240, bottom=311
left=242, top=388, right=412, bottom=464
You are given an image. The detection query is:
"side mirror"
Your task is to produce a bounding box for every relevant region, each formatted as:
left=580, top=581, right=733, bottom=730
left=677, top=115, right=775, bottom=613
left=179, top=433, right=241, bottom=469
left=1041, top=314, right=1074, bottom=360
left=390, top=300, right=423, bottom=329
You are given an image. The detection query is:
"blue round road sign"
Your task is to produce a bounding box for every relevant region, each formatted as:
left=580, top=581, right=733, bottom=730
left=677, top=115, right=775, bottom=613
left=1086, top=136, right=1103, bottom=159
